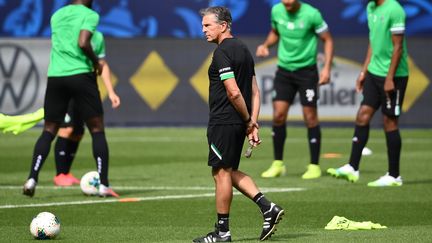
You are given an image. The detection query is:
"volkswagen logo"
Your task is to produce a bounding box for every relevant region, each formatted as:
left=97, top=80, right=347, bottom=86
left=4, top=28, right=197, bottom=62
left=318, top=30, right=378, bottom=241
left=0, top=43, right=39, bottom=115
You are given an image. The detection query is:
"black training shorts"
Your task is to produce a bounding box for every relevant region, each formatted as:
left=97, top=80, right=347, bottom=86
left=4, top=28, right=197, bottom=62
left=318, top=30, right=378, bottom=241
left=44, top=72, right=103, bottom=123
left=272, top=65, right=319, bottom=106
left=207, top=124, right=246, bottom=170
left=59, top=100, right=85, bottom=135
left=362, top=72, right=408, bottom=117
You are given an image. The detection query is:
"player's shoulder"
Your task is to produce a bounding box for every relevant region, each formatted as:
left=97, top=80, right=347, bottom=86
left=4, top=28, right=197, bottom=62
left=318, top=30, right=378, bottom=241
left=271, top=3, right=286, bottom=15
left=301, top=3, right=318, bottom=12
left=79, top=5, right=99, bottom=18
left=300, top=3, right=321, bottom=16
left=221, top=38, right=246, bottom=50
left=367, top=0, right=405, bottom=15
left=215, top=38, right=244, bottom=56
left=52, top=4, right=98, bottom=18
left=387, top=0, right=405, bottom=13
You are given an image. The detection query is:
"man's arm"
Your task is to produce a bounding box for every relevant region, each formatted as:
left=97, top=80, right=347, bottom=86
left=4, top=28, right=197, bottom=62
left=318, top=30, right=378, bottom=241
left=318, top=31, right=334, bottom=85
left=99, top=59, right=120, bottom=108
left=78, top=30, right=102, bottom=75
left=223, top=78, right=258, bottom=136
left=248, top=76, right=261, bottom=146
left=356, top=44, right=372, bottom=92
left=256, top=29, right=279, bottom=57
left=384, top=34, right=404, bottom=93
left=224, top=78, right=250, bottom=122
left=250, top=76, right=260, bottom=122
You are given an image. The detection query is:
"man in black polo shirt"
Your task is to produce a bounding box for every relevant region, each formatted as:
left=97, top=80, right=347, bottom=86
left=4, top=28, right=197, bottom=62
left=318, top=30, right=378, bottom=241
left=193, top=6, right=284, bottom=243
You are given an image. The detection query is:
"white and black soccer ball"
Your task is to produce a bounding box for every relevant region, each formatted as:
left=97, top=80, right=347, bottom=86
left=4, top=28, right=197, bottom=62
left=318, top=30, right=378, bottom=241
left=80, top=171, right=100, bottom=195
left=29, top=212, right=61, bottom=239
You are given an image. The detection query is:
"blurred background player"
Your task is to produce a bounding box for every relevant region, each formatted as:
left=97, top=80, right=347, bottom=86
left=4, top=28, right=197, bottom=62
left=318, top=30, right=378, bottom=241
left=327, top=0, right=409, bottom=187
left=256, top=0, right=333, bottom=179
left=193, top=7, right=283, bottom=242
left=23, top=0, right=119, bottom=197
left=0, top=30, right=120, bottom=187
left=53, top=30, right=120, bottom=187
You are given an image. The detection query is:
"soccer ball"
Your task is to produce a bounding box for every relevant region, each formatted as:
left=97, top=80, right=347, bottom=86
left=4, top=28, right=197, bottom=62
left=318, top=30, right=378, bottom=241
left=29, top=212, right=61, bottom=239
left=362, top=147, right=373, bottom=156
left=80, top=171, right=100, bottom=196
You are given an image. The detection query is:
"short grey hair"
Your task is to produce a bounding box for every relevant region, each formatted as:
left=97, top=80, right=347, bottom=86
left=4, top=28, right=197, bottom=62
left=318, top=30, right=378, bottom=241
left=200, top=6, right=232, bottom=30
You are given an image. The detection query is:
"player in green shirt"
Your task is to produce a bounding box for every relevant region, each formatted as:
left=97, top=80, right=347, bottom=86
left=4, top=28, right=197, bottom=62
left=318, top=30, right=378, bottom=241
left=256, top=0, right=334, bottom=179
left=23, top=0, right=119, bottom=197
left=327, top=0, right=409, bottom=187
left=53, top=30, right=121, bottom=187
left=1, top=31, right=120, bottom=187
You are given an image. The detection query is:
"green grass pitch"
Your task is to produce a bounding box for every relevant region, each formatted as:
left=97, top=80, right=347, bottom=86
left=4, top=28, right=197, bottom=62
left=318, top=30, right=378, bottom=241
left=1, top=127, right=431, bottom=242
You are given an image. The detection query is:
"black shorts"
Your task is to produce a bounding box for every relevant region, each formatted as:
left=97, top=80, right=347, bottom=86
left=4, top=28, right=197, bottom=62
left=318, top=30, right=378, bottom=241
left=272, top=65, right=319, bottom=106
left=207, top=124, right=246, bottom=170
left=362, top=72, right=408, bottom=117
left=44, top=72, right=103, bottom=123
left=59, top=100, right=85, bottom=135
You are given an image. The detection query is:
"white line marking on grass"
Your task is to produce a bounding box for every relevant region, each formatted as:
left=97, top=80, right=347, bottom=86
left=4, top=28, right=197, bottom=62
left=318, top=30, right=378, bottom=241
left=86, top=137, right=432, bottom=144
left=3, top=136, right=431, bottom=144
left=0, top=187, right=304, bottom=209
left=0, top=186, right=216, bottom=190
left=0, top=185, right=300, bottom=191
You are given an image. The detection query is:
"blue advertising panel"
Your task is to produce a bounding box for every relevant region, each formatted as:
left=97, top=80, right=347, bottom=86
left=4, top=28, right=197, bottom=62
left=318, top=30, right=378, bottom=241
left=0, top=0, right=431, bottom=37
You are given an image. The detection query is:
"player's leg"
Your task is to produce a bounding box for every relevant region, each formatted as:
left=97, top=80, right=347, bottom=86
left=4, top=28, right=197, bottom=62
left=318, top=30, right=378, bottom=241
left=367, top=115, right=403, bottom=187
left=296, top=65, right=321, bottom=179
left=231, top=170, right=284, bottom=241
left=73, top=72, right=117, bottom=197
left=54, top=101, right=84, bottom=186
left=262, top=68, right=295, bottom=178
left=231, top=124, right=284, bottom=241
left=383, top=116, right=401, bottom=179
left=261, top=100, right=290, bottom=178
left=301, top=106, right=322, bottom=179
left=327, top=72, right=380, bottom=182
left=368, top=76, right=407, bottom=187
left=350, top=106, right=375, bottom=169
left=273, top=101, right=290, bottom=160
left=24, top=77, right=69, bottom=197
left=213, top=167, right=233, bottom=234
left=24, top=121, right=60, bottom=197
left=54, top=127, right=82, bottom=186
left=85, top=116, right=117, bottom=196
left=194, top=125, right=235, bottom=243
left=327, top=105, right=375, bottom=182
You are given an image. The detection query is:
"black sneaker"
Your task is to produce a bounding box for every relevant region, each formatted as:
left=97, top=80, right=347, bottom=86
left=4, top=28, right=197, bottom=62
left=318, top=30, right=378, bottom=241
left=193, top=227, right=232, bottom=242
left=259, top=203, right=284, bottom=241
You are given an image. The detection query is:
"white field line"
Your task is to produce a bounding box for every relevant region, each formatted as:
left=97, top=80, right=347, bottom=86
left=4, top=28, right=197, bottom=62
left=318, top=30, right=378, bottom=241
left=0, top=187, right=304, bottom=209
left=0, top=186, right=214, bottom=190
left=0, top=186, right=298, bottom=191
left=2, top=137, right=431, bottom=144
left=81, top=137, right=432, bottom=144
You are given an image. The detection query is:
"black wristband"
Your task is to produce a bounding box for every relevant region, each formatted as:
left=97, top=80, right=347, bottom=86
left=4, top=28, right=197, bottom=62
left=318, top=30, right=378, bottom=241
left=244, top=116, right=251, bottom=123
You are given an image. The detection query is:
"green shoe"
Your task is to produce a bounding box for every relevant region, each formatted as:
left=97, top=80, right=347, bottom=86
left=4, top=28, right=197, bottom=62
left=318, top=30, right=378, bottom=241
left=261, top=160, right=286, bottom=178
left=302, top=164, right=321, bottom=179
left=367, top=173, right=402, bottom=187
left=327, top=164, right=359, bottom=183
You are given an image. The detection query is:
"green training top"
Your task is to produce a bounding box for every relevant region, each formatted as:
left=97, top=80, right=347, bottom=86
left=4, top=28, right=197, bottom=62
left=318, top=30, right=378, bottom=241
left=367, top=0, right=409, bottom=77
left=48, top=4, right=99, bottom=77
left=271, top=2, right=328, bottom=71
left=91, top=31, right=105, bottom=59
